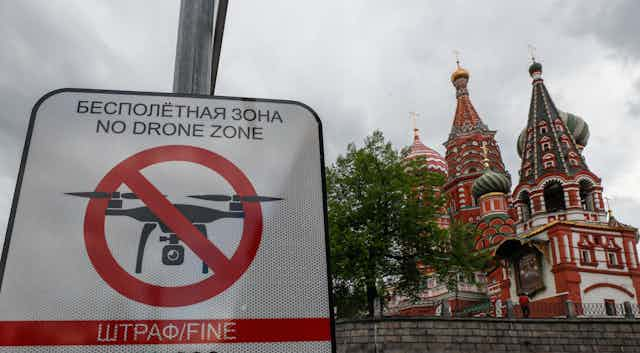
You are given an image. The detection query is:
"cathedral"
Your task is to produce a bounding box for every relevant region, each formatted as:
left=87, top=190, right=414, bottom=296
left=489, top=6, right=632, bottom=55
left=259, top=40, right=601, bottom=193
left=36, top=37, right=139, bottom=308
left=388, top=58, right=640, bottom=317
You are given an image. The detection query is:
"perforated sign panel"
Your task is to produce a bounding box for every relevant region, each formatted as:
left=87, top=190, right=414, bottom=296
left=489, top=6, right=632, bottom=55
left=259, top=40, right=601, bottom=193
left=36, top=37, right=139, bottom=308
left=0, top=89, right=334, bottom=353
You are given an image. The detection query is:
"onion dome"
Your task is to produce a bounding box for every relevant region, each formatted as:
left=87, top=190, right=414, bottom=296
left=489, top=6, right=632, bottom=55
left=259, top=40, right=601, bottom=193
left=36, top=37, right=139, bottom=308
left=472, top=168, right=511, bottom=199
left=451, top=66, right=469, bottom=83
left=517, top=110, right=590, bottom=157
left=529, top=61, right=542, bottom=76
left=516, top=129, right=527, bottom=158
left=406, top=133, right=448, bottom=175
left=558, top=111, right=590, bottom=147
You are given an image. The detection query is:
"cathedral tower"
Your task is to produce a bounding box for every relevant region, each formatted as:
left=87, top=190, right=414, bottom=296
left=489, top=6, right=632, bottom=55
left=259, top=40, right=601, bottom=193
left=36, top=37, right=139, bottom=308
left=443, top=60, right=509, bottom=224
left=512, top=60, right=605, bottom=232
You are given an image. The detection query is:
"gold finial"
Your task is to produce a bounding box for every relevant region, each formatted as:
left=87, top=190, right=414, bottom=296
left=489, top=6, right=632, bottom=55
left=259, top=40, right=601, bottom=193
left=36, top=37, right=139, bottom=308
left=605, top=196, right=614, bottom=217
left=527, top=44, right=536, bottom=63
left=451, top=50, right=469, bottom=83
left=410, top=112, right=420, bottom=139
left=481, top=141, right=490, bottom=169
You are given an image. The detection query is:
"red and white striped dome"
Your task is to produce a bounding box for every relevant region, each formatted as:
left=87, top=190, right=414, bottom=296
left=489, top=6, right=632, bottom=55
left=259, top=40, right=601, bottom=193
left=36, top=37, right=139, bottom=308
left=405, top=134, right=448, bottom=175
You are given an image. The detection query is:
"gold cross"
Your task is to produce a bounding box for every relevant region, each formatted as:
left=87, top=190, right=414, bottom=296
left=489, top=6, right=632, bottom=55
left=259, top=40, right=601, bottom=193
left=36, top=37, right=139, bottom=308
left=453, top=50, right=461, bottom=68
left=604, top=196, right=614, bottom=216
left=481, top=141, right=490, bottom=168
left=527, top=44, right=536, bottom=63
left=410, top=112, right=419, bottom=138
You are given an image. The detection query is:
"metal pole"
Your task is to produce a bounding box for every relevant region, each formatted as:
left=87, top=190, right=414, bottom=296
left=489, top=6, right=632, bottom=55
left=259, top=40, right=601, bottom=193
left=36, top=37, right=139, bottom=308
left=210, top=0, right=229, bottom=95
left=173, top=0, right=216, bottom=95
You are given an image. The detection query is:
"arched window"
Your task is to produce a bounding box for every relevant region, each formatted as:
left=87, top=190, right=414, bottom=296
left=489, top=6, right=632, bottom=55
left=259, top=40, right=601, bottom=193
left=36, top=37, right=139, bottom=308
left=579, top=179, right=595, bottom=212
left=543, top=181, right=566, bottom=212
left=542, top=153, right=555, bottom=169
left=519, top=191, right=532, bottom=221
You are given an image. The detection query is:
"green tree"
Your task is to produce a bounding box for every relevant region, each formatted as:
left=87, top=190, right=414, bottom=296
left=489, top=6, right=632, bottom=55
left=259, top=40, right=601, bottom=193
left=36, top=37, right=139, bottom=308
left=431, top=221, right=490, bottom=315
left=327, top=131, right=448, bottom=318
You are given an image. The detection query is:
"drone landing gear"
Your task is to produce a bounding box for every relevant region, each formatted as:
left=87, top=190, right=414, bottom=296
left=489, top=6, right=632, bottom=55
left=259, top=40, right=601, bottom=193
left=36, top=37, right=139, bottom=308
left=135, top=223, right=157, bottom=273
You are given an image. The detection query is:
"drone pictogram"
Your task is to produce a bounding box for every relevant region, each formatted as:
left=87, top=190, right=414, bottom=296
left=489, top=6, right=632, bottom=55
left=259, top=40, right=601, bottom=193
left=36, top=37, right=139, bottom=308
left=67, top=191, right=282, bottom=274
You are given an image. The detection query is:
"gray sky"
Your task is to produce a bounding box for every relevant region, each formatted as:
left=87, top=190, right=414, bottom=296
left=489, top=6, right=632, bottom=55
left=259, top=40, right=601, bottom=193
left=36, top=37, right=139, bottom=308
left=1, top=0, right=639, bottom=244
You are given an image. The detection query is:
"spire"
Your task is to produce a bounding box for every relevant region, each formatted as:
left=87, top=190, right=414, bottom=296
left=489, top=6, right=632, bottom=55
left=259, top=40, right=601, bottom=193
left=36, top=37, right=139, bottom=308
left=517, top=59, right=590, bottom=184
left=448, top=55, right=488, bottom=140
left=605, top=197, right=614, bottom=218
left=410, top=111, right=420, bottom=140
left=528, top=44, right=537, bottom=64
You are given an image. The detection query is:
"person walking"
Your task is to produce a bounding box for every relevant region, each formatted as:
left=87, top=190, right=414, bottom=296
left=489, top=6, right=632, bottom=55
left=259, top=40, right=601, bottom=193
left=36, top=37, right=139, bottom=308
left=519, top=293, right=531, bottom=318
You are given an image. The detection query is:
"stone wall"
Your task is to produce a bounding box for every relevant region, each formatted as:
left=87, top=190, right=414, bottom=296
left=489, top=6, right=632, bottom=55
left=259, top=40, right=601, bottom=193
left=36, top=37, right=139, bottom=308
left=335, top=317, right=640, bottom=353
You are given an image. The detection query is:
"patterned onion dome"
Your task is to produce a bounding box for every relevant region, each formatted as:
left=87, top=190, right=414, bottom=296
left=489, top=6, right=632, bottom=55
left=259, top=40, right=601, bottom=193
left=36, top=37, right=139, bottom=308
left=558, top=111, right=590, bottom=147
left=451, top=66, right=469, bottom=83
left=528, top=61, right=543, bottom=76
left=406, top=135, right=448, bottom=175
left=472, top=169, right=511, bottom=199
left=517, top=110, right=590, bottom=157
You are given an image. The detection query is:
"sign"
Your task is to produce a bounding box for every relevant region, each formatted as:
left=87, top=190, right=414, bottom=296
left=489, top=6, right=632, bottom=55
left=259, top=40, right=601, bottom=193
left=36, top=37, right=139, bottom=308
left=0, top=89, right=334, bottom=353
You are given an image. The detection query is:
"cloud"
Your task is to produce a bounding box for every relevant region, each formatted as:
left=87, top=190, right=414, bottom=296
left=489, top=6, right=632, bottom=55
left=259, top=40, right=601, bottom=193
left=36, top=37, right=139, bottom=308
left=557, top=0, right=640, bottom=61
left=0, top=0, right=639, bottom=237
left=0, top=0, right=178, bottom=240
left=627, top=78, right=640, bottom=119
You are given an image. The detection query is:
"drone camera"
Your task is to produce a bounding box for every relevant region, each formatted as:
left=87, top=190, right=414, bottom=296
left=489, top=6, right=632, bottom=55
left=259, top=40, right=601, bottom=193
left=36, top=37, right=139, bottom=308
left=159, top=234, right=185, bottom=266
left=162, top=245, right=185, bottom=266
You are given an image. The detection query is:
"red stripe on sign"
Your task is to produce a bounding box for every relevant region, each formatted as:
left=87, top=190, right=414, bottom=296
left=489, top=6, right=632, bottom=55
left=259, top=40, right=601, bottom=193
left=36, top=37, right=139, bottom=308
left=0, top=318, right=331, bottom=346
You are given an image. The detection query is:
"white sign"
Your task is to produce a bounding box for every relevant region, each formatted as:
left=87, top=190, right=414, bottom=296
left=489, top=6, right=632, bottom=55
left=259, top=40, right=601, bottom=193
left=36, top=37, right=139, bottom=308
left=0, top=89, right=334, bottom=353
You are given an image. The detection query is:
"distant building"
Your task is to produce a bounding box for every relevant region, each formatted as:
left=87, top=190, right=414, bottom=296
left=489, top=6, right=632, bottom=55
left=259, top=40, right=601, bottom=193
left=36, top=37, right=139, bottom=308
left=388, top=59, right=639, bottom=317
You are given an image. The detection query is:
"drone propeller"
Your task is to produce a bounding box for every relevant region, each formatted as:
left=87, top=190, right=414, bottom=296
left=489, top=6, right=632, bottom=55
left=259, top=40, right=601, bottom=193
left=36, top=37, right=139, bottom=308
left=236, top=195, right=283, bottom=202
left=189, top=194, right=282, bottom=202
left=188, top=194, right=232, bottom=202
left=65, top=192, right=140, bottom=199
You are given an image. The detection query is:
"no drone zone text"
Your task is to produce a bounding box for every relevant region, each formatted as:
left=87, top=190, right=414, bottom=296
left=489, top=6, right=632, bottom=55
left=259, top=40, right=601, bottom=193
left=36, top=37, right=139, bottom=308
left=77, top=100, right=284, bottom=140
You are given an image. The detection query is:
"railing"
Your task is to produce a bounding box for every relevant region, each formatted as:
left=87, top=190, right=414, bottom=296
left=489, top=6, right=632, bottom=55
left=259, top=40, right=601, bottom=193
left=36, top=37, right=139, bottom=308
left=575, top=302, right=625, bottom=318
left=513, top=301, right=567, bottom=319
left=454, top=300, right=491, bottom=317
left=381, top=300, right=640, bottom=320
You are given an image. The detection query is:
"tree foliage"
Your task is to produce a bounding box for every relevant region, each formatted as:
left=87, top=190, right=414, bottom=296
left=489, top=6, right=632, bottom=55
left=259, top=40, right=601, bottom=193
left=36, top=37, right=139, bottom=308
left=431, top=220, right=490, bottom=314
left=328, top=130, right=478, bottom=318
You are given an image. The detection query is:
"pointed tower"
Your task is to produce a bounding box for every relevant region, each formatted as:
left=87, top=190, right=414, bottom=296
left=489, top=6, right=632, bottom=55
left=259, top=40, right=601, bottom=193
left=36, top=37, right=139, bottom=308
left=512, top=60, right=606, bottom=231
left=443, top=59, right=509, bottom=224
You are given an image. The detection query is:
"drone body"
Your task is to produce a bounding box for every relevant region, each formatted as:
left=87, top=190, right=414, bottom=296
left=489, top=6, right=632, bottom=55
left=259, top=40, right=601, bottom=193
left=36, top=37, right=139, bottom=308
left=66, top=191, right=282, bottom=274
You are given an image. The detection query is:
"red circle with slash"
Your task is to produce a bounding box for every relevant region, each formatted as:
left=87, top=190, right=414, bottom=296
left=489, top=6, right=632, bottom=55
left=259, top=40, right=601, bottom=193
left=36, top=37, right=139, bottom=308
left=83, top=145, right=262, bottom=307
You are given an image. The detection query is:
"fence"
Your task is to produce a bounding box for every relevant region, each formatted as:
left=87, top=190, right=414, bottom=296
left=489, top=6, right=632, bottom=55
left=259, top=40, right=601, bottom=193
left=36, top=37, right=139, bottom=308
left=382, top=299, right=640, bottom=320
